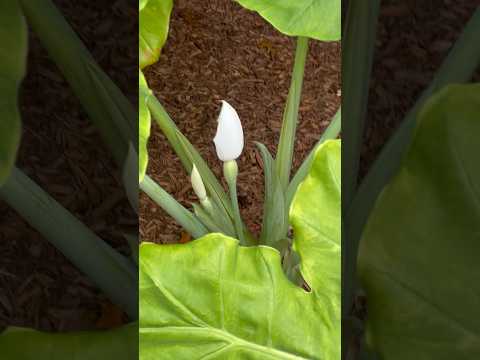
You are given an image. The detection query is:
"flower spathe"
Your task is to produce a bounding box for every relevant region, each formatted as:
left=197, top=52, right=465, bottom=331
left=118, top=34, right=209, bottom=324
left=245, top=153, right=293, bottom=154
left=213, top=100, right=244, bottom=161
left=190, top=165, right=207, bottom=201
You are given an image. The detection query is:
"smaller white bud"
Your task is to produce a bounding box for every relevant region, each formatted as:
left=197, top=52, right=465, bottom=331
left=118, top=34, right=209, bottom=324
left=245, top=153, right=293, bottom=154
left=213, top=100, right=244, bottom=161
left=190, top=165, right=207, bottom=201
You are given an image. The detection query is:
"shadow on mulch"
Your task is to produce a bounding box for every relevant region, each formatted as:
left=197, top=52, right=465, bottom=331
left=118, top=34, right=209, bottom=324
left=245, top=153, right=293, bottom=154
left=140, top=0, right=341, bottom=244
left=360, top=0, right=480, bottom=179
left=0, top=1, right=137, bottom=331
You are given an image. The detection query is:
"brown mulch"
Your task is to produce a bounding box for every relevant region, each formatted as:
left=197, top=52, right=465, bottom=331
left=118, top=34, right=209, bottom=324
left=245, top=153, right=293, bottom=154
left=360, top=0, right=480, bottom=179
left=140, top=0, right=341, bottom=244
left=0, top=1, right=137, bottom=331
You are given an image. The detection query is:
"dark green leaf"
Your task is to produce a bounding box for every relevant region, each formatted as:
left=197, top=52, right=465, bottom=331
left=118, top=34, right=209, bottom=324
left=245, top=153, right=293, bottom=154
left=358, top=84, right=480, bottom=359
left=345, top=8, right=480, bottom=314
left=0, top=323, right=137, bottom=360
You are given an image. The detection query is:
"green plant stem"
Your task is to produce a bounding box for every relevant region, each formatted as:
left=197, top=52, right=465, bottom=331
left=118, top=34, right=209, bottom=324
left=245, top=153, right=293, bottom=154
left=19, top=0, right=136, bottom=167
left=344, top=7, right=480, bottom=318
left=342, top=0, right=381, bottom=212
left=146, top=95, right=190, bottom=170
left=223, top=160, right=247, bottom=246
left=275, top=36, right=309, bottom=190
left=147, top=95, right=235, bottom=221
left=341, top=3, right=381, bottom=351
left=140, top=175, right=207, bottom=239
left=286, top=107, right=341, bottom=206
left=0, top=168, right=138, bottom=319
left=0, top=0, right=27, bottom=185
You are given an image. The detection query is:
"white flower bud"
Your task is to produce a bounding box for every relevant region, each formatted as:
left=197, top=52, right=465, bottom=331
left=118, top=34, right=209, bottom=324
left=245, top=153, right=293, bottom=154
left=213, top=100, right=244, bottom=161
left=190, top=165, right=207, bottom=201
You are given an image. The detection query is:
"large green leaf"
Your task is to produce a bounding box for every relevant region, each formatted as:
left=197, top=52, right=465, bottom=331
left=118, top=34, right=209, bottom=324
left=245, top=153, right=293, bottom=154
left=140, top=140, right=341, bottom=359
left=358, top=84, right=480, bottom=359
left=235, top=0, right=340, bottom=41
left=345, top=8, right=480, bottom=315
left=139, top=71, right=151, bottom=183
left=0, top=0, right=27, bottom=185
left=0, top=323, right=137, bottom=359
left=139, top=0, right=173, bottom=69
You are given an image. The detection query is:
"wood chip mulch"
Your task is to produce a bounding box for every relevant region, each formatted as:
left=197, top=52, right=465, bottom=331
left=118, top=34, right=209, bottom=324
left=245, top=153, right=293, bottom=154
left=0, top=0, right=137, bottom=332
left=140, top=0, right=341, bottom=244
left=360, top=0, right=480, bottom=179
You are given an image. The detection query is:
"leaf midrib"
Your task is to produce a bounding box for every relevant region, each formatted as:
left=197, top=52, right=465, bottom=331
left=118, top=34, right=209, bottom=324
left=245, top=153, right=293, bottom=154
left=140, top=326, right=310, bottom=360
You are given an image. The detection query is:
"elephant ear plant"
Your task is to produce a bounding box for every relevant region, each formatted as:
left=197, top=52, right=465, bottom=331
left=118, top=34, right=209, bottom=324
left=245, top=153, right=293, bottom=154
left=0, top=0, right=137, bottom=357
left=139, top=0, right=341, bottom=358
left=343, top=3, right=480, bottom=359
left=358, top=84, right=480, bottom=360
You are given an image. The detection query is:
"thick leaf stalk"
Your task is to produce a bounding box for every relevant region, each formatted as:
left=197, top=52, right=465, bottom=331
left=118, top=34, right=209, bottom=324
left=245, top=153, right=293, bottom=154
left=140, top=175, right=208, bottom=239
left=0, top=0, right=27, bottom=185
left=223, top=160, right=248, bottom=245
left=0, top=168, right=138, bottom=319
left=19, top=0, right=137, bottom=167
left=146, top=95, right=234, bottom=221
left=275, top=36, right=309, bottom=191
left=342, top=0, right=381, bottom=212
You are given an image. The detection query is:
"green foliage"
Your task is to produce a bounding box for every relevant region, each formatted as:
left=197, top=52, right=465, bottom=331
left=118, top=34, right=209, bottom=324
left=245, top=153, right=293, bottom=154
left=235, top=0, right=340, bottom=41
left=139, top=0, right=173, bottom=69
left=0, top=0, right=27, bottom=185
left=358, top=84, right=480, bottom=359
left=140, top=140, right=341, bottom=359
left=0, top=167, right=138, bottom=319
left=140, top=175, right=208, bottom=239
left=275, top=37, right=309, bottom=192
left=139, top=71, right=151, bottom=183
left=344, top=7, right=480, bottom=315
left=0, top=323, right=138, bottom=359
left=19, top=0, right=137, bottom=167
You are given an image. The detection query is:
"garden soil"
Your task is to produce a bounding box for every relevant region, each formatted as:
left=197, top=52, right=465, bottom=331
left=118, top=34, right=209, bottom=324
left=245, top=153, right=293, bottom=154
left=0, top=1, right=137, bottom=331
left=140, top=0, right=341, bottom=244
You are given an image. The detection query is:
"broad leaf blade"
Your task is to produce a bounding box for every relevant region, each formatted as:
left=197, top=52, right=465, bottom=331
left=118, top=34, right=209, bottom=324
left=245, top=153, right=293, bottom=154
left=358, top=84, right=480, bottom=359
left=0, top=323, right=137, bottom=360
left=140, top=140, right=341, bottom=359
left=291, top=140, right=341, bottom=295
left=235, top=0, right=340, bottom=41
left=139, top=0, right=173, bottom=69
left=287, top=107, right=341, bottom=206
left=0, top=0, right=27, bottom=185
left=345, top=8, right=480, bottom=313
